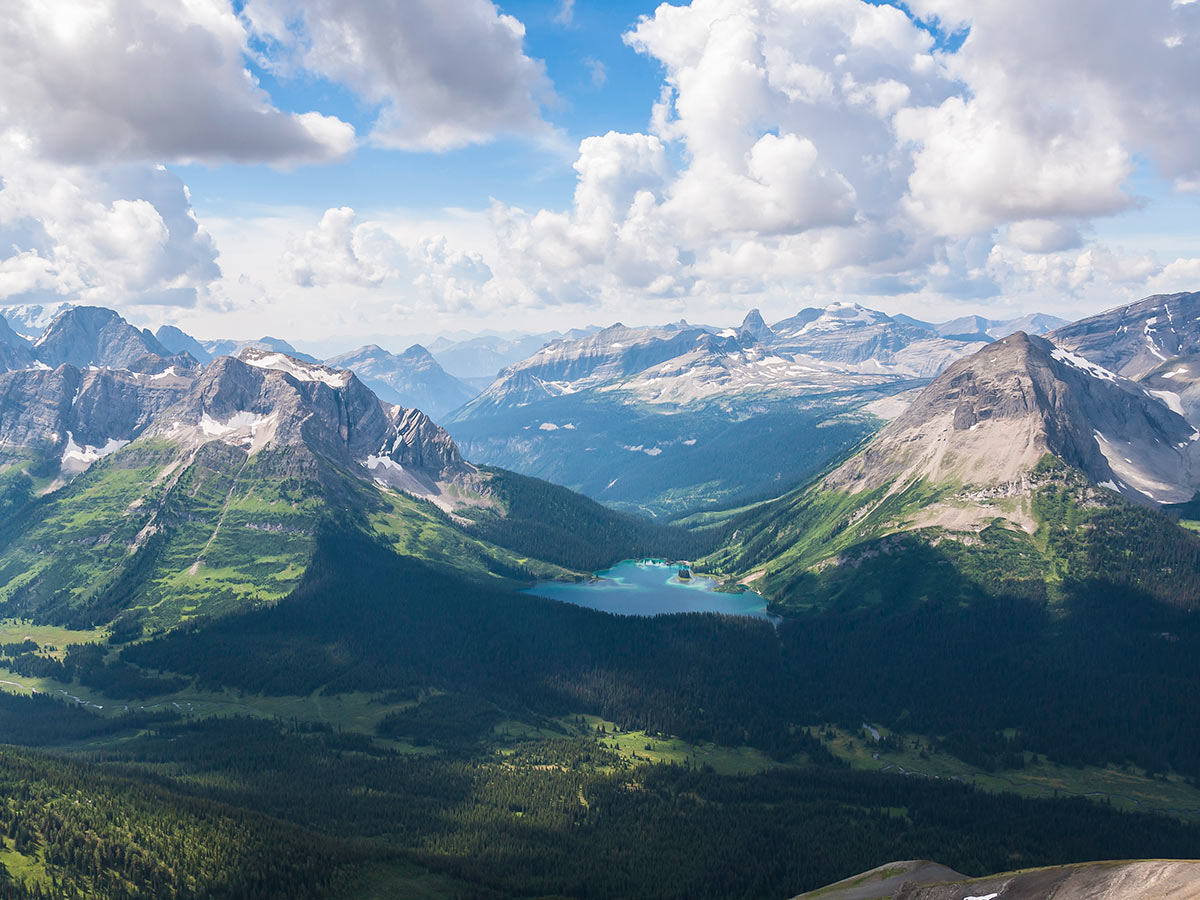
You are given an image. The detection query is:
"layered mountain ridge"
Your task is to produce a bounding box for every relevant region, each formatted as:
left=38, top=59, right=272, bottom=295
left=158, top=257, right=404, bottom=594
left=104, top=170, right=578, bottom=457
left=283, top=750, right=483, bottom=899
left=826, top=332, right=1198, bottom=508
left=325, top=343, right=475, bottom=418
left=704, top=325, right=1200, bottom=613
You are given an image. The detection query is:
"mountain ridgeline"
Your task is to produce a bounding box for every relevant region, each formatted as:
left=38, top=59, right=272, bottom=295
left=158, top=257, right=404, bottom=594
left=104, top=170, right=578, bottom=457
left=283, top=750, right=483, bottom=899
left=706, top=329, right=1200, bottom=611
left=4, top=296, right=1200, bottom=898
left=0, top=320, right=711, bottom=632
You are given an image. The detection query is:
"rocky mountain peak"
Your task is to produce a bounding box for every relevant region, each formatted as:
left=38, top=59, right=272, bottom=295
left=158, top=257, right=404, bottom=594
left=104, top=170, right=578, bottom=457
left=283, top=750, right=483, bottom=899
left=1049, top=290, right=1200, bottom=379
left=155, top=324, right=214, bottom=364
left=739, top=308, right=773, bottom=342
left=0, top=317, right=37, bottom=372
left=826, top=331, right=1199, bottom=507
left=35, top=306, right=197, bottom=374
left=324, top=343, right=476, bottom=417
left=156, top=353, right=472, bottom=497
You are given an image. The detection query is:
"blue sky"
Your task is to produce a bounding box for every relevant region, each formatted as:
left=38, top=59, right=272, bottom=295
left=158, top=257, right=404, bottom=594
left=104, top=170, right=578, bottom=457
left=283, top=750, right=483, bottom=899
left=176, top=1, right=664, bottom=217
left=1, top=0, right=1198, bottom=347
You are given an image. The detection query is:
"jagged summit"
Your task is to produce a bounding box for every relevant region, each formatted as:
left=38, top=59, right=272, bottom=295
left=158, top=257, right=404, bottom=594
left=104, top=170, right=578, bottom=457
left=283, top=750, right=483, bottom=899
left=739, top=308, right=773, bottom=342
left=325, top=342, right=476, bottom=417
left=827, top=331, right=1198, bottom=506
left=151, top=351, right=472, bottom=503
left=35, top=306, right=197, bottom=373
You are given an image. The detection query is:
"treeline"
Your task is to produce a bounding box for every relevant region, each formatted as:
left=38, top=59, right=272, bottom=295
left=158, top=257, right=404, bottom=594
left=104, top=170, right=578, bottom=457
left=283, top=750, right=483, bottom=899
left=4, top=643, right=184, bottom=699
left=86, top=717, right=1200, bottom=900
left=124, top=530, right=818, bottom=758
left=462, top=467, right=717, bottom=571
left=125, top=525, right=1200, bottom=777
left=0, top=691, right=177, bottom=747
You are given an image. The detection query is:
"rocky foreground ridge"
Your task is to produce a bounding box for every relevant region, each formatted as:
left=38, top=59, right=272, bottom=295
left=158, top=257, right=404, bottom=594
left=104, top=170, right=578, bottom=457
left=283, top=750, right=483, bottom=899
left=790, top=858, right=1200, bottom=900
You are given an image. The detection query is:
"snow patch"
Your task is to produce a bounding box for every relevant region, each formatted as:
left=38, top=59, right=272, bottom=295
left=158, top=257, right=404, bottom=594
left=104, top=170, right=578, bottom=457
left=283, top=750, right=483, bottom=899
left=61, top=432, right=129, bottom=472
left=242, top=352, right=351, bottom=388
left=195, top=411, right=277, bottom=454
left=1148, top=389, right=1186, bottom=417
left=1092, top=430, right=1191, bottom=503
left=965, top=894, right=999, bottom=900
left=366, top=454, right=403, bottom=472
left=683, top=438, right=697, bottom=446
left=201, top=411, right=270, bottom=436
left=1051, top=347, right=1118, bottom=382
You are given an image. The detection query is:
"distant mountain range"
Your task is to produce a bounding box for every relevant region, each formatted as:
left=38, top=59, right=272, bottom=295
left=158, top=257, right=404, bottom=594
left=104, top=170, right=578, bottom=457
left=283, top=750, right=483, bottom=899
left=444, top=303, right=1066, bottom=514
left=0, top=297, right=1174, bottom=524
left=707, top=292, right=1200, bottom=615
left=4, top=290, right=1200, bottom=899
left=428, top=327, right=601, bottom=381
left=325, top=343, right=475, bottom=418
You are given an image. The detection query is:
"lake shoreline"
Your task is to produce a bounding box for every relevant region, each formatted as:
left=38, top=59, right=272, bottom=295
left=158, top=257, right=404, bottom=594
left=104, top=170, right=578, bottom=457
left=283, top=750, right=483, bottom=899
left=525, top=559, right=778, bottom=622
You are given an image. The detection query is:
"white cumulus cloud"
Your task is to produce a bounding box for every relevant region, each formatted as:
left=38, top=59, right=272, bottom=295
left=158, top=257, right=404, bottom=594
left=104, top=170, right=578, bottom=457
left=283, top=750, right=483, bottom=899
left=0, top=135, right=220, bottom=307
left=1, top=0, right=355, bottom=166
left=245, top=0, right=554, bottom=151
left=476, top=0, right=1200, bottom=315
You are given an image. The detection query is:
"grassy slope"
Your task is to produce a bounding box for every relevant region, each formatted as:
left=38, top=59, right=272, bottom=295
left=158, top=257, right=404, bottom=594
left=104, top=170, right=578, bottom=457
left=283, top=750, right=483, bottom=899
left=703, top=458, right=1200, bottom=614
left=0, top=438, right=594, bottom=632
left=0, top=441, right=322, bottom=629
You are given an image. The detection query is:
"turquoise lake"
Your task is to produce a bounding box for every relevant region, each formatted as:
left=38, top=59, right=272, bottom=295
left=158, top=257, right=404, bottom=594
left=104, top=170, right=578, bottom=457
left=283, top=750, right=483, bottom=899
left=526, top=560, right=778, bottom=621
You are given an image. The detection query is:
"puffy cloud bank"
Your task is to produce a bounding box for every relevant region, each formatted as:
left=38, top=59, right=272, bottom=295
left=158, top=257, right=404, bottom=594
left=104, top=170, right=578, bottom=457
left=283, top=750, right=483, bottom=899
left=469, top=0, right=1200, bottom=315
left=0, top=0, right=548, bottom=308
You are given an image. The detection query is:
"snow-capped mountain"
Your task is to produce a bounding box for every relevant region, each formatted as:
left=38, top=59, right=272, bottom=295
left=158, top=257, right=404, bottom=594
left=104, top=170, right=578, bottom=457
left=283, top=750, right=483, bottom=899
left=431, top=327, right=602, bottom=381
left=452, top=322, right=756, bottom=416
left=706, top=328, right=1200, bottom=614
left=455, top=303, right=993, bottom=420
left=144, top=348, right=475, bottom=505
left=324, top=343, right=476, bottom=418
left=1048, top=291, right=1200, bottom=380
left=0, top=302, right=77, bottom=340
left=763, top=303, right=989, bottom=377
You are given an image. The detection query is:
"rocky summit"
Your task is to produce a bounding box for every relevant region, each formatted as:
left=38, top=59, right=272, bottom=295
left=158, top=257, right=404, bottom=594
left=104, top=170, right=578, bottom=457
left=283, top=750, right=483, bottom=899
left=33, top=306, right=197, bottom=374
left=325, top=342, right=475, bottom=418
left=827, top=331, right=1199, bottom=509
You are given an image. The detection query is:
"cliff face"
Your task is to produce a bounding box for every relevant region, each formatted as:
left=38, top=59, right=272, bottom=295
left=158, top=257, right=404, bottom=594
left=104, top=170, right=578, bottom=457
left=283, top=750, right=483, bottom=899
left=0, top=365, right=192, bottom=469
left=34, top=306, right=197, bottom=374
left=1049, top=290, right=1200, bottom=380
left=150, top=349, right=472, bottom=485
